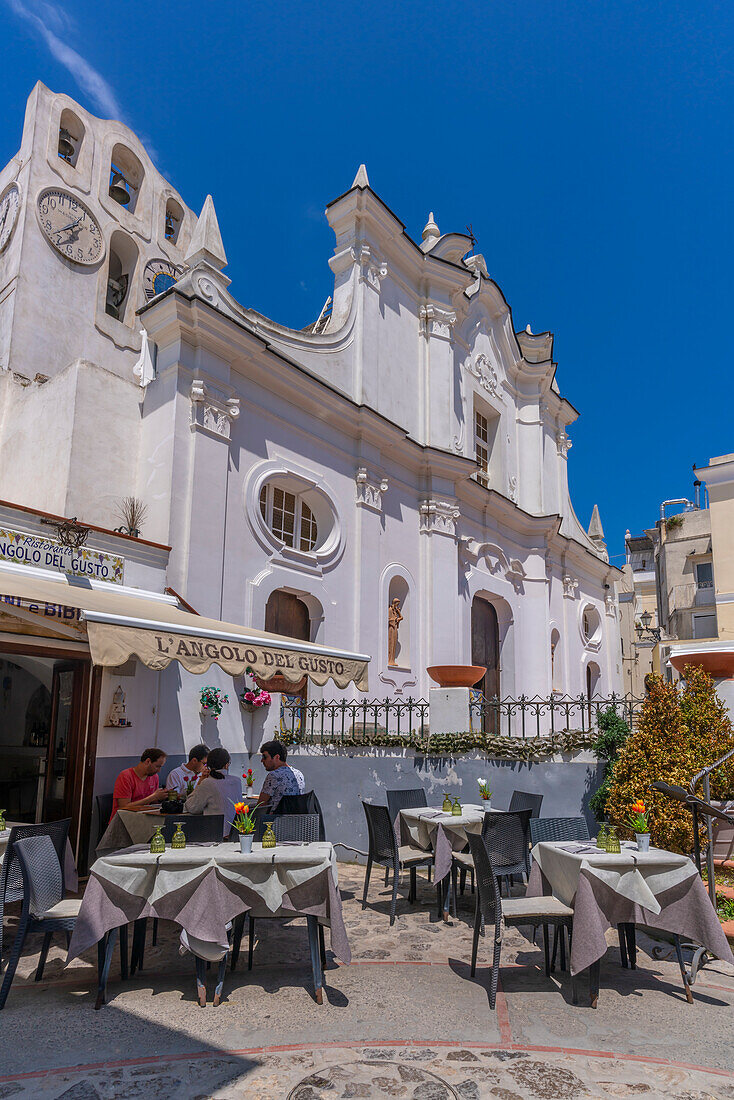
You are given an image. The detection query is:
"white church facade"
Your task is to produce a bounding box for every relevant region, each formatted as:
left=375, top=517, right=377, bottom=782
left=0, top=85, right=621, bottom=857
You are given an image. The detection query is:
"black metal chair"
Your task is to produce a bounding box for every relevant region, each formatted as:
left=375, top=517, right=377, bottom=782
left=0, top=835, right=82, bottom=1010
left=466, top=831, right=576, bottom=1009
left=95, top=794, right=114, bottom=848
left=361, top=802, right=435, bottom=925
left=529, top=816, right=589, bottom=845
left=0, top=818, right=71, bottom=968
left=386, top=788, right=430, bottom=882
left=161, top=815, right=224, bottom=843
left=271, top=791, right=326, bottom=841
left=231, top=814, right=323, bottom=974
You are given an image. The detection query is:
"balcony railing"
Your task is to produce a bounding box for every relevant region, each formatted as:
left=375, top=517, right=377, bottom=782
left=668, top=582, right=716, bottom=612
left=278, top=692, right=646, bottom=747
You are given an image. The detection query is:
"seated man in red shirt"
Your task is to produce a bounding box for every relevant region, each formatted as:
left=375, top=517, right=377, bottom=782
left=111, top=747, right=169, bottom=819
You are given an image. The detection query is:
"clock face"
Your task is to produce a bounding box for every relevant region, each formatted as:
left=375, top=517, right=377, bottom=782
left=36, top=187, right=104, bottom=265
left=143, top=258, right=182, bottom=301
left=0, top=184, right=20, bottom=254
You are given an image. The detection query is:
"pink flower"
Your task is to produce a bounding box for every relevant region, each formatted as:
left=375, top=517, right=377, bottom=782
left=260, top=691, right=272, bottom=706
left=244, top=691, right=256, bottom=702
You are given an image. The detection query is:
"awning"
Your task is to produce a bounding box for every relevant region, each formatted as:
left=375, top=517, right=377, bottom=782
left=0, top=568, right=370, bottom=691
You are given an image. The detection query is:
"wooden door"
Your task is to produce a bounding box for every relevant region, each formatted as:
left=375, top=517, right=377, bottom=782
left=263, top=590, right=310, bottom=698
left=43, top=661, right=87, bottom=823
left=471, top=597, right=500, bottom=733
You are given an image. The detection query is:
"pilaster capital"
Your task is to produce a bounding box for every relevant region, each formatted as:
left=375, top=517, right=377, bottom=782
left=190, top=379, right=240, bottom=440
left=420, top=498, right=460, bottom=537
left=355, top=466, right=388, bottom=511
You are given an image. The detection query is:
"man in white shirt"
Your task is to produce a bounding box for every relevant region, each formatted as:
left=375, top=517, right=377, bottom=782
left=166, top=744, right=209, bottom=796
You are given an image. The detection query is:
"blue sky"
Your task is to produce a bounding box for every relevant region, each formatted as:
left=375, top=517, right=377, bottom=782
left=2, top=0, right=732, bottom=564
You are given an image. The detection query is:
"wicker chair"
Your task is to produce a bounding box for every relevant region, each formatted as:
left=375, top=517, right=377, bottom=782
left=508, top=790, right=544, bottom=818
left=0, top=818, right=71, bottom=967
left=231, top=814, right=322, bottom=972
left=361, top=802, right=435, bottom=925
left=452, top=809, right=532, bottom=907
left=0, top=835, right=82, bottom=1010
left=95, top=794, right=114, bottom=847
left=529, top=817, right=589, bottom=845
left=466, top=831, right=575, bottom=1009
left=161, top=814, right=224, bottom=843
left=386, top=788, right=430, bottom=882
left=271, top=791, right=326, bottom=841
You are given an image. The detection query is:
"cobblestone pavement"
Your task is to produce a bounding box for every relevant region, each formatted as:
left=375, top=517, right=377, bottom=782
left=0, top=863, right=732, bottom=1099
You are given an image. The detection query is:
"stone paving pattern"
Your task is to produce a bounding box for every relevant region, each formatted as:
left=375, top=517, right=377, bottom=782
left=0, top=863, right=732, bottom=1098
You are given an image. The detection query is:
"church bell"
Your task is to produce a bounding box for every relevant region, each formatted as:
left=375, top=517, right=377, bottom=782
left=58, top=128, right=75, bottom=162
left=165, top=211, right=176, bottom=239
left=109, top=172, right=131, bottom=206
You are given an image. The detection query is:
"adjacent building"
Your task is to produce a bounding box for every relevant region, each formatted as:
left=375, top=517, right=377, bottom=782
left=0, top=84, right=622, bottom=860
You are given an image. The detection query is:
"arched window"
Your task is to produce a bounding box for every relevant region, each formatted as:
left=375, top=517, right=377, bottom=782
left=109, top=144, right=144, bottom=213
left=165, top=197, right=184, bottom=244
left=58, top=109, right=84, bottom=167
left=259, top=484, right=318, bottom=551
left=105, top=231, right=138, bottom=323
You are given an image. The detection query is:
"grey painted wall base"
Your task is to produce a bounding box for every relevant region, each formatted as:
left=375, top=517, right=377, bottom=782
left=91, top=747, right=604, bottom=862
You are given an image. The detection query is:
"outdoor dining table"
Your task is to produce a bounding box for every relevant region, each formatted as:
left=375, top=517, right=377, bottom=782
left=399, top=804, right=494, bottom=882
left=67, top=839, right=351, bottom=1007
left=527, top=839, right=734, bottom=1006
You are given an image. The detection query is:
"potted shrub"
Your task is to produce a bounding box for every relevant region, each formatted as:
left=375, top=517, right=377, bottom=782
left=239, top=666, right=272, bottom=712
left=233, top=801, right=256, bottom=853
left=199, top=685, right=229, bottom=721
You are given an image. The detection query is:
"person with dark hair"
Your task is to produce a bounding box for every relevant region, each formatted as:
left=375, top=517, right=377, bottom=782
left=184, top=746, right=242, bottom=836
left=250, top=739, right=305, bottom=812
left=166, top=743, right=209, bottom=796
left=111, top=747, right=168, bottom=819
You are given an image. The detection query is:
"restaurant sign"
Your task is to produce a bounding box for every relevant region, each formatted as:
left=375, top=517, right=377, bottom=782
left=0, top=527, right=124, bottom=584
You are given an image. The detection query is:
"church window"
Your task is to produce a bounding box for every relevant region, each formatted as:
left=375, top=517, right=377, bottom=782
left=260, top=484, right=318, bottom=552
left=58, top=109, right=84, bottom=167
left=105, top=232, right=138, bottom=324
left=165, top=197, right=183, bottom=244
left=581, top=604, right=602, bottom=646
left=109, top=144, right=143, bottom=213
left=474, top=409, right=489, bottom=487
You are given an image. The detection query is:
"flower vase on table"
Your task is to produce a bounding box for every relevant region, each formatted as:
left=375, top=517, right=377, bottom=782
left=150, top=826, right=165, bottom=854
left=628, top=799, right=651, bottom=852
left=477, top=778, right=491, bottom=807
left=233, top=801, right=255, bottom=853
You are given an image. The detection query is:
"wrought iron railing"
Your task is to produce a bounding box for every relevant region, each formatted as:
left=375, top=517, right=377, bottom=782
left=279, top=692, right=646, bottom=746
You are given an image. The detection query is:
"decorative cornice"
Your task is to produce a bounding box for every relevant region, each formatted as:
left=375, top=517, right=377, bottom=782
left=420, top=498, right=460, bottom=537
left=355, top=467, right=388, bottom=512
left=190, top=379, right=240, bottom=439
left=419, top=304, right=457, bottom=339
left=556, top=430, right=572, bottom=458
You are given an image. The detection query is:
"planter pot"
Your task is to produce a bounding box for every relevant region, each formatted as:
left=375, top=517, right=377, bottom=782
left=239, top=832, right=254, bottom=854
left=427, top=664, right=486, bottom=688
left=636, top=833, right=651, bottom=853
left=200, top=706, right=218, bottom=720
left=480, top=796, right=492, bottom=808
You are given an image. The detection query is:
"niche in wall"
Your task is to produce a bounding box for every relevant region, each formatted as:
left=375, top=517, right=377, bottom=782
left=58, top=108, right=84, bottom=167
left=165, top=197, right=184, bottom=244
left=105, top=231, right=138, bottom=323
left=109, top=144, right=144, bottom=213
left=388, top=575, right=410, bottom=669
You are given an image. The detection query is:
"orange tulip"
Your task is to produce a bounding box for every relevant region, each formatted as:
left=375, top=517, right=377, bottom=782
left=243, top=805, right=249, bottom=814
left=234, top=802, right=245, bottom=814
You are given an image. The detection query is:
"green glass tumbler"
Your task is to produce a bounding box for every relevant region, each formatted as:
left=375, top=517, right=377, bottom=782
left=451, top=797, right=462, bottom=816
left=606, top=825, right=621, bottom=854
left=171, top=821, right=186, bottom=849
left=442, top=794, right=452, bottom=812
left=262, top=822, right=277, bottom=849
left=0, top=810, right=6, bottom=832
left=149, top=826, right=165, bottom=854
left=596, top=822, right=607, bottom=850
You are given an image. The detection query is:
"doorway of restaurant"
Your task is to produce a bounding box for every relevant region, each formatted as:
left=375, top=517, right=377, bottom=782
left=0, top=644, right=97, bottom=863
left=262, top=589, right=310, bottom=700
left=471, top=596, right=500, bottom=733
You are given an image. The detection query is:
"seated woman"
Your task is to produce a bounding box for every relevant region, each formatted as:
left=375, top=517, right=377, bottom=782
left=184, top=746, right=242, bottom=837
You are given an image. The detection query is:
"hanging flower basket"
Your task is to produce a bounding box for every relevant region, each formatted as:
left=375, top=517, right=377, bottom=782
left=199, top=685, right=229, bottom=720
left=239, top=666, right=272, bottom=711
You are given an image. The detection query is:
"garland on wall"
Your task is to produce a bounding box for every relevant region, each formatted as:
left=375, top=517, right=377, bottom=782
left=279, top=726, right=596, bottom=761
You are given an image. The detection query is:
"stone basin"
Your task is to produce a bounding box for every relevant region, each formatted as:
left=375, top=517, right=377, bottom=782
left=426, top=664, right=486, bottom=688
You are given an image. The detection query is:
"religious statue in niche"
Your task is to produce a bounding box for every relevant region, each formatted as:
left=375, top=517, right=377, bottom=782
left=105, top=684, right=132, bottom=728
left=387, top=597, right=403, bottom=667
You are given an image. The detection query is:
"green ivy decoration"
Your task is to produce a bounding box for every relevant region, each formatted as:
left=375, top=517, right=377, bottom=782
left=279, top=725, right=595, bottom=760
